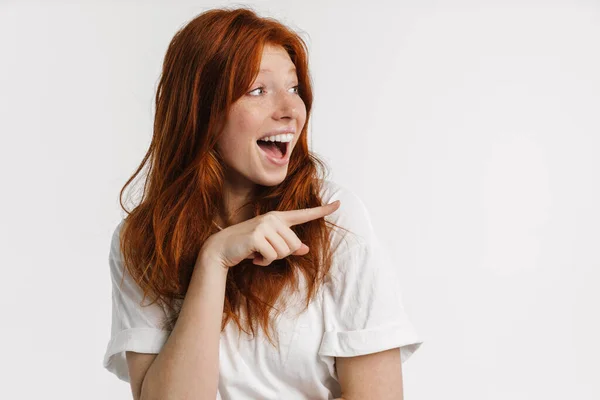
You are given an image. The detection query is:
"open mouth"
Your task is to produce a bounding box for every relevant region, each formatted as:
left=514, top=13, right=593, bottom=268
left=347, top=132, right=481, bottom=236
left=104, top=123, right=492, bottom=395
left=256, top=139, right=288, bottom=159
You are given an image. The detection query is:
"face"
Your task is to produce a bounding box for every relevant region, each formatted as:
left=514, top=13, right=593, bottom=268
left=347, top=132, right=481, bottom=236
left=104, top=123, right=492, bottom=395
left=216, top=44, right=307, bottom=192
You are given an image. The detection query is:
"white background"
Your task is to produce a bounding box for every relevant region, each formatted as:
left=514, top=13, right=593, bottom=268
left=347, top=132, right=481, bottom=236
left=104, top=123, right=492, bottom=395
left=1, top=0, right=598, bottom=399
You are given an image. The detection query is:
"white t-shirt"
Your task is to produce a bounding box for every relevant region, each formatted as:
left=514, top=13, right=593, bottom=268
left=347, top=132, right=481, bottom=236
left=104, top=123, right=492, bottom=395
left=103, top=179, right=423, bottom=399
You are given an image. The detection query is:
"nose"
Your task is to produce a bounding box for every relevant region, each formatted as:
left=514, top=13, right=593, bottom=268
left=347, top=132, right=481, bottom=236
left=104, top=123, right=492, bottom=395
left=272, top=89, right=299, bottom=120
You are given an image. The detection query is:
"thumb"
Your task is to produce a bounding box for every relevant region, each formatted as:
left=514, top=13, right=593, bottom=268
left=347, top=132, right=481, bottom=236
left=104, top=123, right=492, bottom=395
left=293, top=243, right=310, bottom=255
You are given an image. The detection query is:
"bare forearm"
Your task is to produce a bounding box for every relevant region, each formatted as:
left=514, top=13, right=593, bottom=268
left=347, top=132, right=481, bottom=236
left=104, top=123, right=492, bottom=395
left=141, top=253, right=228, bottom=400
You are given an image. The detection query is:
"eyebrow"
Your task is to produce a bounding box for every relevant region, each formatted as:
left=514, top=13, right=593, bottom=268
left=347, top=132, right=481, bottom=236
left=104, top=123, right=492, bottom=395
left=259, top=67, right=297, bottom=75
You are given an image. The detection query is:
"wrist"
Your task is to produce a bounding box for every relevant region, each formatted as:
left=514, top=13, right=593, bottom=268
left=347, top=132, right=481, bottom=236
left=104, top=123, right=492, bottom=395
left=196, top=247, right=228, bottom=275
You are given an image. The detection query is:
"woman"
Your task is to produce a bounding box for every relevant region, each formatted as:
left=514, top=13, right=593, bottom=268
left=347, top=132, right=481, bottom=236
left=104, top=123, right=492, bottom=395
left=103, top=6, right=422, bottom=399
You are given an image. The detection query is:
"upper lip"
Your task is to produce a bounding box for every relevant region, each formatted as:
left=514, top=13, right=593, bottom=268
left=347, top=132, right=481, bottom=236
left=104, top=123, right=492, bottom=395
left=257, top=127, right=296, bottom=140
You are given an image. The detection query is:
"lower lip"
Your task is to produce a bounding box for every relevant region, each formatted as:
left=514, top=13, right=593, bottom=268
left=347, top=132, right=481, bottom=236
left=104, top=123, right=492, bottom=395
left=257, top=143, right=290, bottom=166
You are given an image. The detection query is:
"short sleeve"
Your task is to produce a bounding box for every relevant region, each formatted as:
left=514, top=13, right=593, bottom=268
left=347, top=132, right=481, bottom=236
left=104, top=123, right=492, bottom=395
left=102, top=220, right=171, bottom=383
left=318, top=191, right=423, bottom=363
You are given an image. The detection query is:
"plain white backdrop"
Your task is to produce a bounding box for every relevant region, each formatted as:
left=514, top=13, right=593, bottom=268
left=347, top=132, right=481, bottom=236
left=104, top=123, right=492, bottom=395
left=1, top=0, right=598, bottom=399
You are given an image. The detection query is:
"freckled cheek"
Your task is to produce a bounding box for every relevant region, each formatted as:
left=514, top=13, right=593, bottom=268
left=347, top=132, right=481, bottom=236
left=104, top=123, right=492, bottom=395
left=233, top=113, right=262, bottom=137
left=297, top=101, right=307, bottom=122
left=298, top=110, right=307, bottom=131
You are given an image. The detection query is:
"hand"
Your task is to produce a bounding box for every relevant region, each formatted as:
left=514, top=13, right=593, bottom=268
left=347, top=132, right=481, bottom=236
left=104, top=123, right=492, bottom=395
left=199, top=200, right=341, bottom=270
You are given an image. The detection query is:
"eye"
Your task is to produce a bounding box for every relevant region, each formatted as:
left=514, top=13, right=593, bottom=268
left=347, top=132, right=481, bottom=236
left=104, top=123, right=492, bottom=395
left=248, top=85, right=300, bottom=96
left=249, top=86, right=266, bottom=96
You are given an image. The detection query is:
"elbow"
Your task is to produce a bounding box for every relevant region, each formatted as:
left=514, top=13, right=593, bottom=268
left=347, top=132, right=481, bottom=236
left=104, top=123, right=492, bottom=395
left=138, top=377, right=157, bottom=400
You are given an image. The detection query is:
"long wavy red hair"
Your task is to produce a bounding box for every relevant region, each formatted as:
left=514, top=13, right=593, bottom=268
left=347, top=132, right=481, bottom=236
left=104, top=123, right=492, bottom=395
left=116, top=6, right=350, bottom=348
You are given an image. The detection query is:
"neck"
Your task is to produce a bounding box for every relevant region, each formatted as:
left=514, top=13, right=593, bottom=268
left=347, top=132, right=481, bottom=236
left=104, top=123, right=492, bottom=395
left=217, top=175, right=258, bottom=228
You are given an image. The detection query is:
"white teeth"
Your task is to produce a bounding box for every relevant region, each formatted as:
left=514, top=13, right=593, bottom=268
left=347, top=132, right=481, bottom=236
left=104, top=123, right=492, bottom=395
left=257, top=133, right=294, bottom=143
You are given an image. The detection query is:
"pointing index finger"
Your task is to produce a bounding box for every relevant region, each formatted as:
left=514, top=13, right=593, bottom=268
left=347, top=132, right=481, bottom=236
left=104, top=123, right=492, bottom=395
left=279, top=200, right=341, bottom=227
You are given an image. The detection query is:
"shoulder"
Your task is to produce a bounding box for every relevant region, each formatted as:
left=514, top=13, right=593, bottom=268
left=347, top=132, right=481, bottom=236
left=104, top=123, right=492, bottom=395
left=108, top=219, right=129, bottom=282
left=317, top=178, right=376, bottom=257
left=110, top=219, right=125, bottom=246
left=109, top=219, right=126, bottom=262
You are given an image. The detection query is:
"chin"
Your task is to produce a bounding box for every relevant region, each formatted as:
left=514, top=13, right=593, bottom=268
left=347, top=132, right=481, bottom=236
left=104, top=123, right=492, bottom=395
left=253, top=170, right=288, bottom=187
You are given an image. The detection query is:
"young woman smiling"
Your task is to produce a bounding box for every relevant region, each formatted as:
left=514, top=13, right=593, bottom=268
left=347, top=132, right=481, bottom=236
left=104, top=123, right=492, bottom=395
left=103, top=6, right=422, bottom=400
